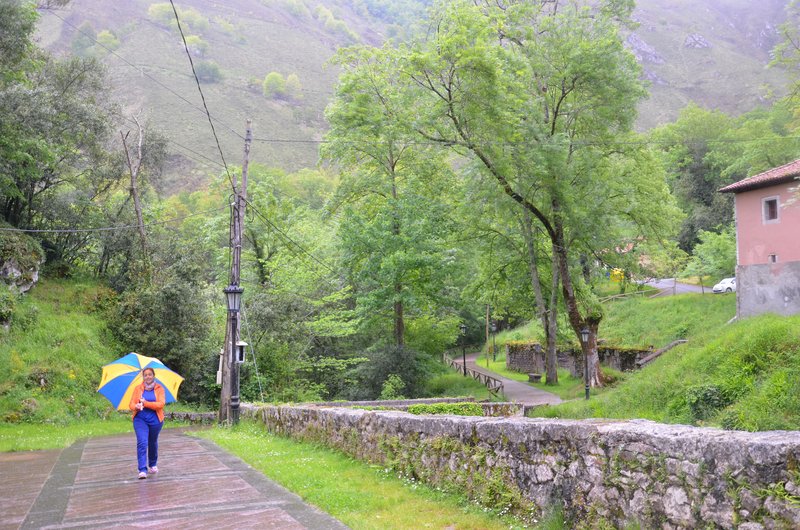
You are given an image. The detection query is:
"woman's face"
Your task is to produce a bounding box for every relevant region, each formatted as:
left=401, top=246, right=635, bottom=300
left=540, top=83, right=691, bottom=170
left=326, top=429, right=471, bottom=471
left=142, top=369, right=155, bottom=384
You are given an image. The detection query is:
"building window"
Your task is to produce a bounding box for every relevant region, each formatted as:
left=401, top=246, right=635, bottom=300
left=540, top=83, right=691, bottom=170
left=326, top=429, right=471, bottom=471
left=763, top=197, right=779, bottom=223
left=769, top=254, right=778, bottom=263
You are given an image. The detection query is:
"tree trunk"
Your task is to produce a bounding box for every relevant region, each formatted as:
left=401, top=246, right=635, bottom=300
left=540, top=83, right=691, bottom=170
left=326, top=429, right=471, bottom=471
left=545, top=250, right=560, bottom=384
left=394, top=294, right=404, bottom=347
left=120, top=117, right=149, bottom=275
left=552, top=200, right=603, bottom=387
left=520, top=210, right=558, bottom=384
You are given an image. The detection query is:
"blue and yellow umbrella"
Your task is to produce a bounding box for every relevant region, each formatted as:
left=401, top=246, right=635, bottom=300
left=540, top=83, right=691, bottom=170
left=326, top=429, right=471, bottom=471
left=97, top=352, right=184, bottom=410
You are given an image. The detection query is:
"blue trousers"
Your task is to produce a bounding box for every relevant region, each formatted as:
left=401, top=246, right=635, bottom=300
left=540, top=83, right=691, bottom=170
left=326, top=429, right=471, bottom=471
left=133, top=414, right=163, bottom=473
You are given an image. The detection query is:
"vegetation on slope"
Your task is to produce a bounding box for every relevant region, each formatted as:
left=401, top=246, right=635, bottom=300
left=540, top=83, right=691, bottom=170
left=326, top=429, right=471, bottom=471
left=37, top=0, right=792, bottom=186
left=531, top=296, right=800, bottom=432
left=0, top=279, right=121, bottom=424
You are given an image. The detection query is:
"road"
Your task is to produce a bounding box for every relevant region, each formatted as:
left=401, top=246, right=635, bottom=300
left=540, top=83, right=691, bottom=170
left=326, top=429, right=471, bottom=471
left=645, top=278, right=708, bottom=296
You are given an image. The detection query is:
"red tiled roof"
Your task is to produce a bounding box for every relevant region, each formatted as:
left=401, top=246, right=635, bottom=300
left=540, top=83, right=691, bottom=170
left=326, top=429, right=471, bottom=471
left=719, top=159, right=800, bottom=193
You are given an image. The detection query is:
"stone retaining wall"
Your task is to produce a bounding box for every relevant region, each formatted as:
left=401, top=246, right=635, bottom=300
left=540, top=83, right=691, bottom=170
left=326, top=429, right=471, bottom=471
left=242, top=404, right=800, bottom=529
left=507, top=342, right=651, bottom=376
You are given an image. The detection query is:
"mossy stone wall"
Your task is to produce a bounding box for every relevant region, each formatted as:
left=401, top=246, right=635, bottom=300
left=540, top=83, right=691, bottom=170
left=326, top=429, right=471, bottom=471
left=242, top=404, right=800, bottom=528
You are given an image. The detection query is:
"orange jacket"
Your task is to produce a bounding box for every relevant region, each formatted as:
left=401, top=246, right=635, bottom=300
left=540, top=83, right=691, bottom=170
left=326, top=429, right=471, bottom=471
left=129, top=383, right=166, bottom=422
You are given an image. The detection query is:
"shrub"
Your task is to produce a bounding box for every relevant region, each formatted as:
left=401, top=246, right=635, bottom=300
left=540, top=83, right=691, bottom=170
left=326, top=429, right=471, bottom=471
left=348, top=345, right=428, bottom=400
left=195, top=61, right=222, bottom=83
left=285, top=73, right=302, bottom=98
left=0, top=289, right=16, bottom=323
left=685, top=384, right=730, bottom=422
left=95, top=29, right=120, bottom=51
left=263, top=71, right=286, bottom=98
left=184, top=34, right=208, bottom=56
left=407, top=402, right=483, bottom=416
left=379, top=374, right=405, bottom=400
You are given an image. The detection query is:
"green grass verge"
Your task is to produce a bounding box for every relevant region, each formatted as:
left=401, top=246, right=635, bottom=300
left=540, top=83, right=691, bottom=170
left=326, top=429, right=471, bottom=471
left=0, top=417, right=201, bottom=452
left=0, top=278, right=123, bottom=424
left=537, top=314, right=800, bottom=430
left=0, top=417, right=132, bottom=451
left=194, top=422, right=559, bottom=529
left=424, top=371, right=497, bottom=401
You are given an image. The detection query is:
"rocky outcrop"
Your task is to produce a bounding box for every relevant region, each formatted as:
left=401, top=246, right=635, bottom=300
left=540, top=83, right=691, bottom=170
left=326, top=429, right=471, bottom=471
left=0, top=227, right=44, bottom=294
left=245, top=405, right=800, bottom=528
left=685, top=33, right=712, bottom=49
left=626, top=33, right=665, bottom=64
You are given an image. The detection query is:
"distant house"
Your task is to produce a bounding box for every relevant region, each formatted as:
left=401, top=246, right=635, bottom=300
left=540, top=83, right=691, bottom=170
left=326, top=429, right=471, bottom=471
left=719, top=159, right=800, bottom=318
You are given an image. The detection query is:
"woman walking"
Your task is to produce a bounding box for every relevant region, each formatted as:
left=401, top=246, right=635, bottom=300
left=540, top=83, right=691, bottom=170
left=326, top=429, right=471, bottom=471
left=129, top=367, right=165, bottom=479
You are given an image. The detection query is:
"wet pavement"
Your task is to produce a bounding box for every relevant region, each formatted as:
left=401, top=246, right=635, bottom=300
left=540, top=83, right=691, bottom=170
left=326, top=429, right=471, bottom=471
left=1, top=429, right=347, bottom=530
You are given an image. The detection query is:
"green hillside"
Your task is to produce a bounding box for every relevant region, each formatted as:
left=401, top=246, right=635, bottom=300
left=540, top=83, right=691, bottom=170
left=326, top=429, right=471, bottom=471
left=36, top=0, right=792, bottom=189
left=535, top=295, right=800, bottom=432
left=0, top=279, right=121, bottom=424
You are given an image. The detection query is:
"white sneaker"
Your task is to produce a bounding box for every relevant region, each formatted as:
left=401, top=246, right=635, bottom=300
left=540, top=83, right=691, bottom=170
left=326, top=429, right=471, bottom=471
left=138, top=472, right=147, bottom=479
left=148, top=466, right=159, bottom=474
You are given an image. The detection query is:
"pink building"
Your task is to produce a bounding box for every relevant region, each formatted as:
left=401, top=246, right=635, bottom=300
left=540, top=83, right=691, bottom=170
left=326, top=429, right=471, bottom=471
left=719, top=160, right=800, bottom=318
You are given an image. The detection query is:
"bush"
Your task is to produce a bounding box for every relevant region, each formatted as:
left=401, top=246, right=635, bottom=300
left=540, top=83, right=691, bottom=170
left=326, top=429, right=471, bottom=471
left=95, top=29, right=120, bottom=51
left=348, top=345, right=428, bottom=400
left=685, top=384, right=730, bottom=422
left=407, top=402, right=483, bottom=416
left=195, top=61, right=222, bottom=83
left=379, top=374, right=405, bottom=400
left=110, top=278, right=215, bottom=403
left=263, top=71, right=286, bottom=98
left=0, top=289, right=16, bottom=323
left=285, top=73, right=302, bottom=98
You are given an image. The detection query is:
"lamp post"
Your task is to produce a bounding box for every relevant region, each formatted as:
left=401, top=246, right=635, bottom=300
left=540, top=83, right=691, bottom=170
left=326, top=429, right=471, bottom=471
left=490, top=320, right=497, bottom=363
left=580, top=327, right=590, bottom=400
left=460, top=323, right=467, bottom=377
left=224, top=284, right=244, bottom=424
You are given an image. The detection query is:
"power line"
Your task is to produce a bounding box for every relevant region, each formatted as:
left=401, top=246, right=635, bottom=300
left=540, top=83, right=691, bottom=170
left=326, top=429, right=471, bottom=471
left=117, top=113, right=227, bottom=169
left=0, top=206, right=227, bottom=234
left=169, top=0, right=236, bottom=193
left=250, top=134, right=800, bottom=147
left=43, top=9, right=244, bottom=143
left=244, top=198, right=337, bottom=274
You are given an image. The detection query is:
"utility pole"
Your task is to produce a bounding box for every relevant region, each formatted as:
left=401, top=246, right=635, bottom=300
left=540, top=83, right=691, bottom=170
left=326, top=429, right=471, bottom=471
left=219, top=120, right=251, bottom=425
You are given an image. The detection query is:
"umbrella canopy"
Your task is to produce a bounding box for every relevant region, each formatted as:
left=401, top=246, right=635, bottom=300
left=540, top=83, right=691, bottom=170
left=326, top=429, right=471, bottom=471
left=97, top=352, right=184, bottom=410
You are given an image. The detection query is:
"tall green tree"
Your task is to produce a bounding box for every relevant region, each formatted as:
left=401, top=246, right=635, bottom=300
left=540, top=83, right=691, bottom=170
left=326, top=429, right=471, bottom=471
left=393, top=0, right=679, bottom=385
left=324, top=45, right=459, bottom=349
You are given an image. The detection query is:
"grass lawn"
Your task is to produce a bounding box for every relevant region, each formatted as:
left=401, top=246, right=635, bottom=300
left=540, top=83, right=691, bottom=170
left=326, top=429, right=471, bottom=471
left=0, top=416, right=201, bottom=452
left=194, top=422, right=561, bottom=529
left=0, top=418, right=132, bottom=451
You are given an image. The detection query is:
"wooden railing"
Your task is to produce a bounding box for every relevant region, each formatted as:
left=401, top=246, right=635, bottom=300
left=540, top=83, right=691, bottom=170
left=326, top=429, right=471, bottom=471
left=443, top=352, right=504, bottom=398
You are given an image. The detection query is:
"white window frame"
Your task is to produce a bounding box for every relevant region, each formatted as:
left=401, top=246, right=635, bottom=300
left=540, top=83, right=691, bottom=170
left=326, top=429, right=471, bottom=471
left=762, top=196, right=780, bottom=224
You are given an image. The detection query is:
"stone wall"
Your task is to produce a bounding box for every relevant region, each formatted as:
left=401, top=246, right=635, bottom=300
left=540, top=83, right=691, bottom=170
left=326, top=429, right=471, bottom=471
left=505, top=342, right=544, bottom=373
left=738, top=261, right=800, bottom=318
left=507, top=342, right=651, bottom=376
left=242, top=404, right=800, bottom=529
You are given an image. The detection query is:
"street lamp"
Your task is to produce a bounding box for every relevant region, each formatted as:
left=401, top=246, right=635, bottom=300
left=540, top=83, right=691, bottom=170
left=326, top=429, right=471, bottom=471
left=460, top=323, right=467, bottom=377
left=580, top=327, right=590, bottom=401
left=224, top=284, right=244, bottom=424
left=490, top=320, right=497, bottom=363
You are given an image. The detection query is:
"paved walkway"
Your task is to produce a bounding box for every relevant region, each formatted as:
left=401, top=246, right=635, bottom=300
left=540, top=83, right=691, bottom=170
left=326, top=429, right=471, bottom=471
left=2, top=429, right=347, bottom=530
left=458, top=352, right=562, bottom=406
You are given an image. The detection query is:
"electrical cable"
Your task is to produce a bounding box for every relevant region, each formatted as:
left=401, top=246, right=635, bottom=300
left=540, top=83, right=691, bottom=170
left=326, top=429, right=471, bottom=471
left=43, top=9, right=244, bottom=142
left=0, top=206, right=227, bottom=233
left=169, top=0, right=236, bottom=193
left=244, top=198, right=337, bottom=274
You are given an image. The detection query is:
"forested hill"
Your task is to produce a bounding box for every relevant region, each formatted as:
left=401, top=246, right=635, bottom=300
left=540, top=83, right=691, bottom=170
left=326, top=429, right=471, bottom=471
left=37, top=0, right=791, bottom=191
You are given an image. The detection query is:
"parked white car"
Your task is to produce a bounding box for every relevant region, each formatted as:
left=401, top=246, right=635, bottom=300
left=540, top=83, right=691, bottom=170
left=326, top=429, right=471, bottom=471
left=712, top=277, right=736, bottom=293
